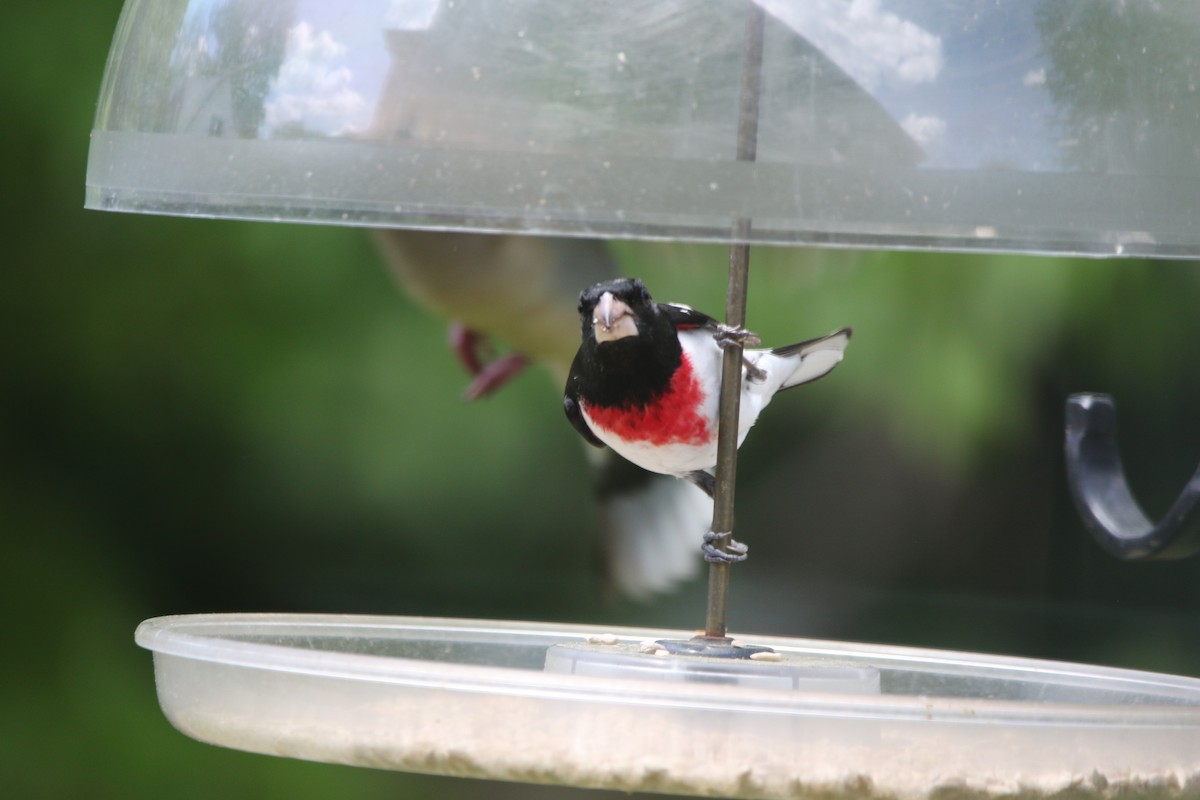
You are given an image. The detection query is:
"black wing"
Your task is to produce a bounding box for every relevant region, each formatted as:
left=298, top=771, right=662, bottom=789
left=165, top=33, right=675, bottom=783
left=660, top=302, right=720, bottom=332
left=564, top=352, right=605, bottom=448
left=564, top=394, right=604, bottom=447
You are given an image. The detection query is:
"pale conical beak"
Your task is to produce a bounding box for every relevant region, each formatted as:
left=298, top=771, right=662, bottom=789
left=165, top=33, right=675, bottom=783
left=592, top=292, right=637, bottom=343
left=596, top=292, right=617, bottom=329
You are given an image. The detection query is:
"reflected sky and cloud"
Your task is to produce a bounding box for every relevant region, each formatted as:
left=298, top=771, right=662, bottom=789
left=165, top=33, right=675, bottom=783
left=160, top=0, right=1200, bottom=177
left=169, top=0, right=1070, bottom=170
left=263, top=18, right=372, bottom=135
left=261, top=1, right=393, bottom=137
left=763, top=0, right=945, bottom=90
left=175, top=0, right=393, bottom=137
left=764, top=0, right=1056, bottom=170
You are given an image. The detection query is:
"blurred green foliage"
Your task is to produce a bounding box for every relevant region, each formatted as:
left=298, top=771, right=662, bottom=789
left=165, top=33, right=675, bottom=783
left=3, top=3, right=1200, bottom=800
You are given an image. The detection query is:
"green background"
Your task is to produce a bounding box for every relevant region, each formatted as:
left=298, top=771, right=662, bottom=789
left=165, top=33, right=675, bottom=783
left=4, top=3, right=1200, bottom=799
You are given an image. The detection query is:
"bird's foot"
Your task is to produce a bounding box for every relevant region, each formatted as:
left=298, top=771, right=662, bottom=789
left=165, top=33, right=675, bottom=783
left=702, top=530, right=749, bottom=563
left=714, top=326, right=766, bottom=381
left=464, top=353, right=530, bottom=401
left=449, top=323, right=530, bottom=400
left=742, top=357, right=767, bottom=384
left=449, top=323, right=490, bottom=375
left=714, top=324, right=761, bottom=349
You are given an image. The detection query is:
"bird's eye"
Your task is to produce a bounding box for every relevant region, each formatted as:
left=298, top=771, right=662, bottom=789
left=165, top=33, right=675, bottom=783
left=639, top=287, right=650, bottom=303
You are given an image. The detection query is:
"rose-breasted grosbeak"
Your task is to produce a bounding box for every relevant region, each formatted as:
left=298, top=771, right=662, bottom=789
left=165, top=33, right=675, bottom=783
left=564, top=277, right=850, bottom=499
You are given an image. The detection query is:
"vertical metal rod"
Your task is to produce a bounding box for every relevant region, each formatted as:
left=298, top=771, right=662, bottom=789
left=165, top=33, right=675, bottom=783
left=704, top=2, right=765, bottom=640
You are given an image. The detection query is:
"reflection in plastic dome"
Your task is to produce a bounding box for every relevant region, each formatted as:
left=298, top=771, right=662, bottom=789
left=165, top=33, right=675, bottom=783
left=89, top=0, right=1200, bottom=256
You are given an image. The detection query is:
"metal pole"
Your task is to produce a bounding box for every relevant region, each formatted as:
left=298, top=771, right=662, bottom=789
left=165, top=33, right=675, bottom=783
left=704, top=2, right=765, bottom=640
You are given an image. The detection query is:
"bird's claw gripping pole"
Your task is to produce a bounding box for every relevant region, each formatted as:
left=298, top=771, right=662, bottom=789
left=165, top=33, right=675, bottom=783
left=702, top=2, right=765, bottom=641
left=702, top=531, right=749, bottom=564
left=715, top=324, right=769, bottom=383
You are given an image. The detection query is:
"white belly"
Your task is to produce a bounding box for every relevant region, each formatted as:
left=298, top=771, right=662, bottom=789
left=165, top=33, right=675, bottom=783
left=580, top=407, right=719, bottom=476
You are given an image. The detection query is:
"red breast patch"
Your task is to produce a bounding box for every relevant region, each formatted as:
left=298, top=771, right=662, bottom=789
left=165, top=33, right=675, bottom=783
left=583, top=354, right=711, bottom=446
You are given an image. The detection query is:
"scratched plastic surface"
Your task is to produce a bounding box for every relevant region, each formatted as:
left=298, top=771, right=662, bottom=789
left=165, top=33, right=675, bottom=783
left=88, top=1, right=1200, bottom=257
left=136, top=614, right=1200, bottom=799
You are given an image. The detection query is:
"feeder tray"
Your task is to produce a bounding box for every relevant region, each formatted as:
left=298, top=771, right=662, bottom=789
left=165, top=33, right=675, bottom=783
left=137, top=613, right=1200, bottom=800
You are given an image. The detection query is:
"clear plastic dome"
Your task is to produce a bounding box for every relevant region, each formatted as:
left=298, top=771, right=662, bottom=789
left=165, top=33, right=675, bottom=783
left=87, top=0, right=1200, bottom=257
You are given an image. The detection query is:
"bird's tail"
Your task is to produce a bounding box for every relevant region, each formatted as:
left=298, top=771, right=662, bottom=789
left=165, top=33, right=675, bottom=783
left=772, top=327, right=853, bottom=391
left=593, top=454, right=710, bottom=600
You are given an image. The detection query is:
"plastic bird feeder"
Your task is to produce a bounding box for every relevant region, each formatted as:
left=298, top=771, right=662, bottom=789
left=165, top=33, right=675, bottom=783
left=136, top=614, right=1200, bottom=799
left=88, top=2, right=1200, bottom=798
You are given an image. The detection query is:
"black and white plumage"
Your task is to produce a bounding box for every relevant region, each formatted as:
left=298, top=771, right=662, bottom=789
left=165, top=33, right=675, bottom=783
left=564, top=278, right=850, bottom=496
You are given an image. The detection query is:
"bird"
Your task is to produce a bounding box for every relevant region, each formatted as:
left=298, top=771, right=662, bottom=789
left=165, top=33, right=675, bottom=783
left=374, top=230, right=714, bottom=598
left=564, top=277, right=850, bottom=558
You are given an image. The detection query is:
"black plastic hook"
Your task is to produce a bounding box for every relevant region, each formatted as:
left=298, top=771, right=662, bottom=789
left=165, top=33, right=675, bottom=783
left=1065, top=393, right=1200, bottom=560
